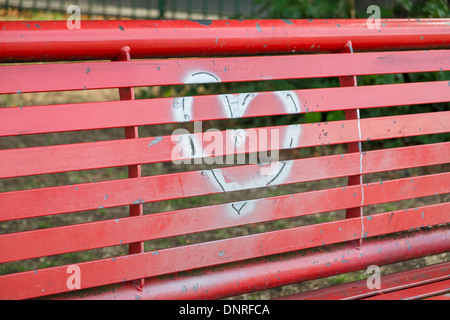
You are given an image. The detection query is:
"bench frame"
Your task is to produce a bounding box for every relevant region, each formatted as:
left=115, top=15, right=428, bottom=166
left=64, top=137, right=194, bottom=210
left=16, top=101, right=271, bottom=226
left=0, top=18, right=449, bottom=300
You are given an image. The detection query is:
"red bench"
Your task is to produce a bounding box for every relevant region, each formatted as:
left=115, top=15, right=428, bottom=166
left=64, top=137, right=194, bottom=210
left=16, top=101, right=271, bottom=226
left=0, top=19, right=449, bottom=300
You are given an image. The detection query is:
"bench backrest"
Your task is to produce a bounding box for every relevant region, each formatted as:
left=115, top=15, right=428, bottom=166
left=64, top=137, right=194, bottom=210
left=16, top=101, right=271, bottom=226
left=0, top=19, right=449, bottom=300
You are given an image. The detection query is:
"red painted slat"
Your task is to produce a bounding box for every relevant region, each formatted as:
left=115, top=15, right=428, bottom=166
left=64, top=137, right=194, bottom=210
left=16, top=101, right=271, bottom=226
left=279, top=261, right=450, bottom=300
left=0, top=203, right=448, bottom=300
left=425, top=293, right=450, bottom=300
left=1, top=19, right=449, bottom=63
left=0, top=142, right=448, bottom=221
left=364, top=279, right=450, bottom=300
left=1, top=50, right=448, bottom=94
left=1, top=111, right=448, bottom=179
left=1, top=172, right=447, bottom=263
left=49, top=227, right=450, bottom=300
left=1, top=80, right=449, bottom=137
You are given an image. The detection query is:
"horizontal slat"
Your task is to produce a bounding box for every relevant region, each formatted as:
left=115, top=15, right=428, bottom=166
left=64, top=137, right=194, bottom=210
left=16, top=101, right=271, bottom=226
left=0, top=142, right=448, bottom=221
left=279, top=261, right=450, bottom=300
left=1, top=80, right=449, bottom=137
left=46, top=226, right=450, bottom=300
left=0, top=203, right=448, bottom=300
left=364, top=279, right=450, bottom=300
left=1, top=172, right=448, bottom=263
left=425, top=293, right=450, bottom=300
left=1, top=50, right=448, bottom=94
left=1, top=110, right=449, bottom=179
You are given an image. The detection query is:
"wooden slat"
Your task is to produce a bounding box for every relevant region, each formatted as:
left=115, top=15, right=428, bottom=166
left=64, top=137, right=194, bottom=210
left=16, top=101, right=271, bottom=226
left=0, top=142, right=448, bottom=221
left=1, top=172, right=448, bottom=263
left=1, top=80, right=449, bottom=137
left=1, top=110, right=449, bottom=179
left=1, top=50, right=448, bottom=94
left=0, top=203, right=448, bottom=300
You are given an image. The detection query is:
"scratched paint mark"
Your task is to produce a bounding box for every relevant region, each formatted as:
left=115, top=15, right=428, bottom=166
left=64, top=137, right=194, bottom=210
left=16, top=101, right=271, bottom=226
left=256, top=22, right=262, bottom=33
left=148, top=136, right=163, bottom=148
left=281, top=19, right=293, bottom=25
left=219, top=250, right=225, bottom=257
left=119, top=25, right=124, bottom=31
left=132, top=197, right=145, bottom=205
left=86, top=67, right=91, bottom=74
left=190, top=19, right=213, bottom=27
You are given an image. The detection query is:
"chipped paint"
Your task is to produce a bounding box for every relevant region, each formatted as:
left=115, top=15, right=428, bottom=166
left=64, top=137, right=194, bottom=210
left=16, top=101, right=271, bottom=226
left=148, top=136, right=163, bottom=148
left=190, top=20, right=213, bottom=27
left=255, top=22, right=262, bottom=33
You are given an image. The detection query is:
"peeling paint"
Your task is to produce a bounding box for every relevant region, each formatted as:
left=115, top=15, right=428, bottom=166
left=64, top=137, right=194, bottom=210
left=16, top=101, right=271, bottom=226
left=255, top=22, right=262, bottom=33
left=190, top=20, right=213, bottom=27
left=148, top=136, right=163, bottom=148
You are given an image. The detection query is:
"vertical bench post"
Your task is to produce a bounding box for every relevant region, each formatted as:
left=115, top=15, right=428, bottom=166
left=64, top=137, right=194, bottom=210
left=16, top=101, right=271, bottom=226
left=339, top=41, right=364, bottom=247
left=114, top=46, right=145, bottom=291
